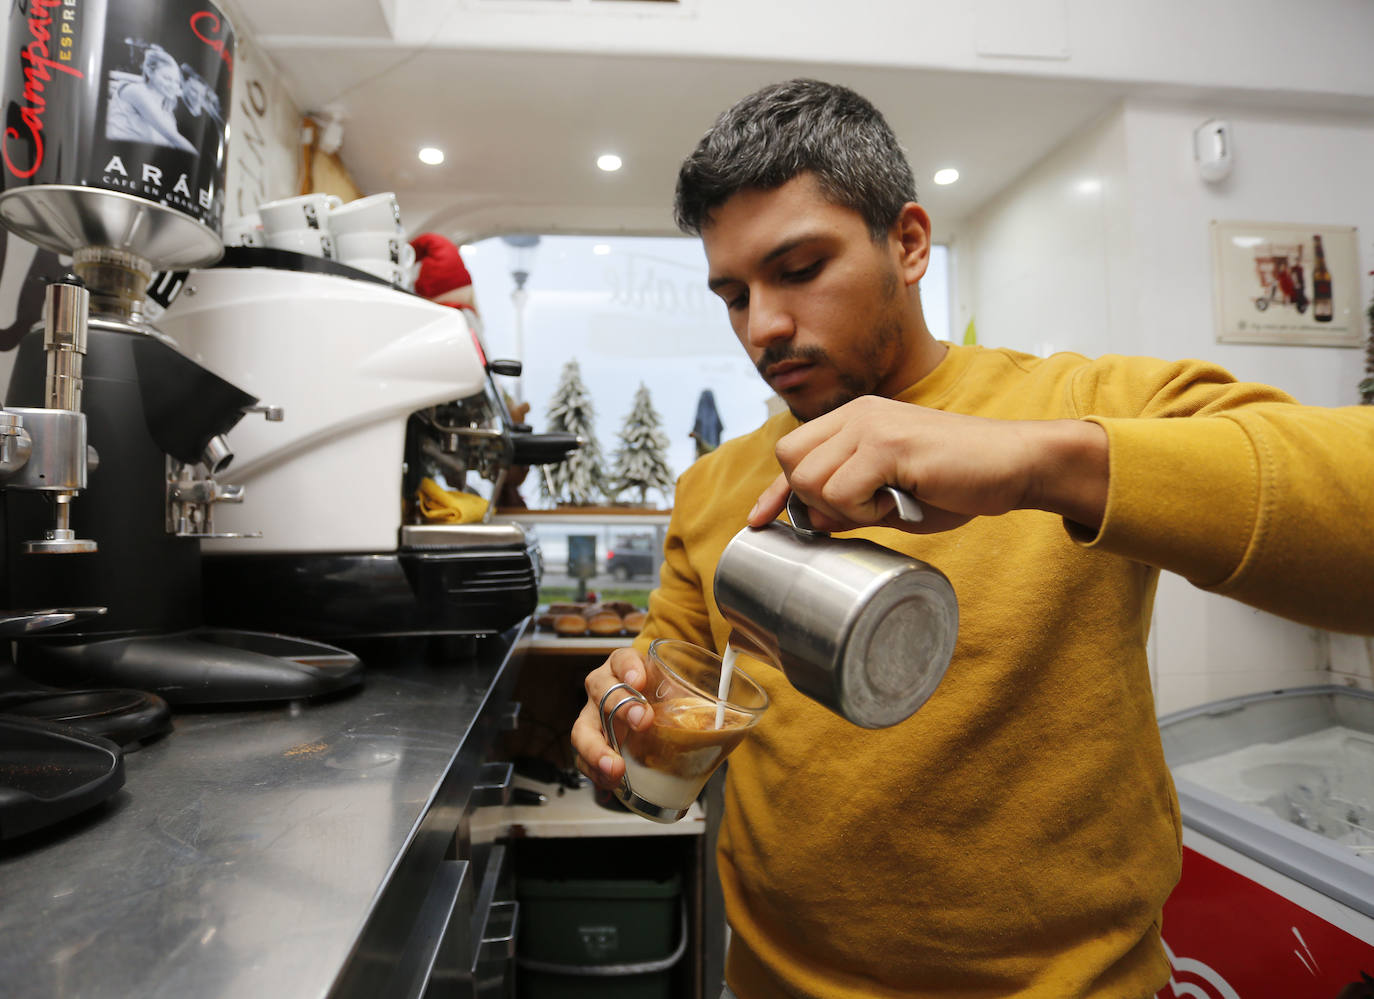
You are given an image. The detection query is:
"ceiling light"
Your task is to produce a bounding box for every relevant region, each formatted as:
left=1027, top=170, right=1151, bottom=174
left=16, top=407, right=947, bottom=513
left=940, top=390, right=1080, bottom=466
left=593, top=244, right=611, bottom=255
left=597, top=153, right=623, bottom=172
left=933, top=168, right=959, bottom=186
left=418, top=146, right=444, bottom=165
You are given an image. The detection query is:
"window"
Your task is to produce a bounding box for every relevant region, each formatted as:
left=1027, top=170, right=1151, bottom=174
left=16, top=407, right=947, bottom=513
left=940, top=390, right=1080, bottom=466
left=463, top=233, right=951, bottom=510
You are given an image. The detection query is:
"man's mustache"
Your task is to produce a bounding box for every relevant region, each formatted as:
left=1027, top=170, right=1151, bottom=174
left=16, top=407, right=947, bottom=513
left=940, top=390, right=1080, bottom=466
left=756, top=344, right=829, bottom=378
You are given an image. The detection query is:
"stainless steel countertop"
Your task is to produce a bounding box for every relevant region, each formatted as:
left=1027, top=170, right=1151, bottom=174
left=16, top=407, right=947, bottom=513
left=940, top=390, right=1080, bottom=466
left=0, top=623, right=527, bottom=999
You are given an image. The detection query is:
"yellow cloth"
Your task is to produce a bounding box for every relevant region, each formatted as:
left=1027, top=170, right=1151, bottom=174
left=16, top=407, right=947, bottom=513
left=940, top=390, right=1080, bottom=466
left=632, top=344, right=1374, bottom=999
left=416, top=477, right=489, bottom=524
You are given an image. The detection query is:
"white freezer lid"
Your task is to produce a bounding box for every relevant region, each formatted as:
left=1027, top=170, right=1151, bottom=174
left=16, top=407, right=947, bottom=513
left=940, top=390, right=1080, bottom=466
left=1158, top=685, right=1374, bottom=920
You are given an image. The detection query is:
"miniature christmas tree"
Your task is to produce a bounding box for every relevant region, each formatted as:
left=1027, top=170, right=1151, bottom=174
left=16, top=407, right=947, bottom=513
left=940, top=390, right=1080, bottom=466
left=541, top=359, right=607, bottom=506
left=611, top=383, right=676, bottom=506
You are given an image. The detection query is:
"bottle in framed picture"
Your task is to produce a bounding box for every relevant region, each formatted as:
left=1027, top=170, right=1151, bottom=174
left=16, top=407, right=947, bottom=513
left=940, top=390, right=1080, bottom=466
left=1311, top=234, right=1333, bottom=323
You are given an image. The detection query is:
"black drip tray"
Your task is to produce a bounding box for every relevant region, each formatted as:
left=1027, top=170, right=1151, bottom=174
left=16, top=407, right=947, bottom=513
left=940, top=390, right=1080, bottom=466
left=0, top=716, right=124, bottom=840
left=15, top=628, right=365, bottom=706
left=0, top=688, right=172, bottom=748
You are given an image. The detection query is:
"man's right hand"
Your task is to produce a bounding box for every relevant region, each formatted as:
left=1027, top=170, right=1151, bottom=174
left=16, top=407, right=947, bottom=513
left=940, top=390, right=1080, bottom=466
left=747, top=396, right=1109, bottom=535
left=571, top=647, right=656, bottom=789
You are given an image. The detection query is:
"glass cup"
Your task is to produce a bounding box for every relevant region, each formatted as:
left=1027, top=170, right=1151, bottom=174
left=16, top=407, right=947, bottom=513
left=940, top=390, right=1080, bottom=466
left=599, top=638, right=769, bottom=823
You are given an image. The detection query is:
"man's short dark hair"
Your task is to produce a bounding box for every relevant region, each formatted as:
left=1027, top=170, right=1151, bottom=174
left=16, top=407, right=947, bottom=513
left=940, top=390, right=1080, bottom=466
left=673, top=79, right=917, bottom=240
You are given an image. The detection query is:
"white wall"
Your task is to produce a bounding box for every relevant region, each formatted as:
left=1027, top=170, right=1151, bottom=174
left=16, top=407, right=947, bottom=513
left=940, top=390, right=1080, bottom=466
left=954, top=105, right=1132, bottom=359
left=1123, top=102, right=1374, bottom=710
left=377, top=0, right=1374, bottom=102
left=956, top=100, right=1374, bottom=714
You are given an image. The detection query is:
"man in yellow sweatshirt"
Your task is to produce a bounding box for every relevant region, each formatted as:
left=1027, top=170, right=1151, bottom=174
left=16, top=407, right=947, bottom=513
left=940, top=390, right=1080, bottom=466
left=569, top=79, right=1374, bottom=998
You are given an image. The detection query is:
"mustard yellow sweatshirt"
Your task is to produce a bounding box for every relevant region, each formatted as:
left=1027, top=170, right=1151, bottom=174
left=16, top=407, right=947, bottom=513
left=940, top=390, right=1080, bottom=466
left=633, top=344, right=1374, bottom=999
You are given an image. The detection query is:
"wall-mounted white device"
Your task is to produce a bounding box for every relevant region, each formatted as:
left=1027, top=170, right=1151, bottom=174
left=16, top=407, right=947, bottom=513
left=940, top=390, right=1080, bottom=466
left=1193, top=119, right=1233, bottom=183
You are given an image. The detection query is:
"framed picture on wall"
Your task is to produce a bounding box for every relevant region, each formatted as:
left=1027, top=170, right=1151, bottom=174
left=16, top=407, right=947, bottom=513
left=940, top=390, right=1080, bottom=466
left=1210, top=221, right=1362, bottom=347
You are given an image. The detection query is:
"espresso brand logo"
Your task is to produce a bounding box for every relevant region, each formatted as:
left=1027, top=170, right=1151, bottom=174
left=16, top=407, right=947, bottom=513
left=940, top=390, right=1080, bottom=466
left=100, top=155, right=213, bottom=211
left=1159, top=941, right=1240, bottom=999
left=189, top=10, right=234, bottom=79
left=4, top=0, right=85, bottom=179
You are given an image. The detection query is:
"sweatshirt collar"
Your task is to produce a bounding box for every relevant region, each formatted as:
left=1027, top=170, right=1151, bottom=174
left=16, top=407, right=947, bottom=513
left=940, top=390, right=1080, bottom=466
left=893, top=341, right=974, bottom=408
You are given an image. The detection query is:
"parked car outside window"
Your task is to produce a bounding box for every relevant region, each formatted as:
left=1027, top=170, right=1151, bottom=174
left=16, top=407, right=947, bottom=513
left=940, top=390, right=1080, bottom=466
left=606, top=534, right=655, bottom=580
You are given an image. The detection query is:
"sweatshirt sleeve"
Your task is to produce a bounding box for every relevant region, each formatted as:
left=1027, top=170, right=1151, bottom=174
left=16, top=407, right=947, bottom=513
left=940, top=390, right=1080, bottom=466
left=1074, top=401, right=1374, bottom=634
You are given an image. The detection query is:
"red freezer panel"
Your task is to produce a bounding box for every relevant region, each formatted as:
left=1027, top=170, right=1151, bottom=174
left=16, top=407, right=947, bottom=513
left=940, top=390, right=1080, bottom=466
left=1159, top=846, right=1374, bottom=998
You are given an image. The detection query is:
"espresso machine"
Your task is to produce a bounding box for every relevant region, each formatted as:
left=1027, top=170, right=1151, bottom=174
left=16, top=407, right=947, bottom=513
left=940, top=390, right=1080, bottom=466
left=155, top=259, right=578, bottom=652
left=0, top=0, right=363, bottom=708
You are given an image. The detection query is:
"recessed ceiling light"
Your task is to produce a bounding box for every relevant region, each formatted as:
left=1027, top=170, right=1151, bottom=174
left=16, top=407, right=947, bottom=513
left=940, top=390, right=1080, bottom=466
left=593, top=244, right=611, bottom=255
left=418, top=146, right=444, bottom=165
left=933, top=168, right=959, bottom=186
left=597, top=153, right=623, bottom=172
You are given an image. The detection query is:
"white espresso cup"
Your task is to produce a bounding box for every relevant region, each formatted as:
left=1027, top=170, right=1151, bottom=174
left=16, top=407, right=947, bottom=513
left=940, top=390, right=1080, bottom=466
left=329, top=192, right=402, bottom=237
left=222, top=213, right=263, bottom=247
left=348, top=257, right=407, bottom=285
left=221, top=212, right=263, bottom=245
left=265, top=227, right=336, bottom=259
left=337, top=231, right=415, bottom=268
left=258, top=193, right=343, bottom=235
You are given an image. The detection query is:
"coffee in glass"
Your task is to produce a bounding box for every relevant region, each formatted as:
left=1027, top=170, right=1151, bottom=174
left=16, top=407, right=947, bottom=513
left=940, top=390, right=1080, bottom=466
left=600, top=639, right=769, bottom=822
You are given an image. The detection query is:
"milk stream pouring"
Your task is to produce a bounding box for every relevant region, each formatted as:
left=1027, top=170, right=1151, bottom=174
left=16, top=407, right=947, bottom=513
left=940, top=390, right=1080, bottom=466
left=713, top=488, right=958, bottom=729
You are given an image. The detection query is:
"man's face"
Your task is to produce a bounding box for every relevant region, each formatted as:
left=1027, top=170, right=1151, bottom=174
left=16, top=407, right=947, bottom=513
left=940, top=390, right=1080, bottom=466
left=702, top=174, right=912, bottom=422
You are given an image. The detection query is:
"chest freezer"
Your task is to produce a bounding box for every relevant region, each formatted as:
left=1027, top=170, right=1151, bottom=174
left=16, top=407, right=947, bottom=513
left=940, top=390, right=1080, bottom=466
left=1156, top=686, right=1374, bottom=998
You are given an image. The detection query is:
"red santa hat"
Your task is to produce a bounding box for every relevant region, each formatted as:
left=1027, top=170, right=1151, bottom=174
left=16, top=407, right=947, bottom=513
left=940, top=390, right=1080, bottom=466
left=410, top=232, right=474, bottom=305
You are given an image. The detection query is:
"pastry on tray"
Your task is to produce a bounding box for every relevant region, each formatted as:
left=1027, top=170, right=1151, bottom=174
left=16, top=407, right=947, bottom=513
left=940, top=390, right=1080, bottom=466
left=553, top=614, right=589, bottom=636
left=537, top=602, right=647, bottom=637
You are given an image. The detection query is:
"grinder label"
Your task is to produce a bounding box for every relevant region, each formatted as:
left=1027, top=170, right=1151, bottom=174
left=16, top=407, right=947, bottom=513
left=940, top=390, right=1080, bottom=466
left=2, top=0, right=234, bottom=231
left=1, top=0, right=86, bottom=180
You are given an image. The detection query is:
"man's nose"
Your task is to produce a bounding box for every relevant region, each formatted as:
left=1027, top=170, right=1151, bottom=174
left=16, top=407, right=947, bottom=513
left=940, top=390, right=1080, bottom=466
left=745, top=289, right=794, bottom=349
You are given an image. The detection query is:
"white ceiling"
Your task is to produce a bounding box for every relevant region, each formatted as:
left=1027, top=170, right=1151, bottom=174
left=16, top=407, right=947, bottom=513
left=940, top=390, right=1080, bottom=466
left=223, top=0, right=1369, bottom=242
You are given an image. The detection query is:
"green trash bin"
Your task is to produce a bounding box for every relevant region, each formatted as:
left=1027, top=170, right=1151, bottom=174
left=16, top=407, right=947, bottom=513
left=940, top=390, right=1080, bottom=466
left=516, top=872, right=685, bottom=999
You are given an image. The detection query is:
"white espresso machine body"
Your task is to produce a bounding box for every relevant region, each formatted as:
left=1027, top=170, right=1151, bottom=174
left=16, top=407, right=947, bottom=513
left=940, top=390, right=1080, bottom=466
left=159, top=266, right=489, bottom=553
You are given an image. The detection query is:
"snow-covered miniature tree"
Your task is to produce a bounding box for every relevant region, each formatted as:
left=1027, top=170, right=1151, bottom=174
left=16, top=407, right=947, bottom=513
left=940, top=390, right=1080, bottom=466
left=610, top=383, right=676, bottom=506
left=541, top=359, right=607, bottom=506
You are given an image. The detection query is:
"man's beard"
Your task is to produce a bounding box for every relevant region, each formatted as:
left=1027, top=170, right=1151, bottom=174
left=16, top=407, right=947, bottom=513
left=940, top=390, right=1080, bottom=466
left=759, top=272, right=906, bottom=421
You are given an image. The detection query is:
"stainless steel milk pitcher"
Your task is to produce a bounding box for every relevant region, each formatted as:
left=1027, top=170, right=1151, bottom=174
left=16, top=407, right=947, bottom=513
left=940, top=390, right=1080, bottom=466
left=713, top=488, right=958, bottom=729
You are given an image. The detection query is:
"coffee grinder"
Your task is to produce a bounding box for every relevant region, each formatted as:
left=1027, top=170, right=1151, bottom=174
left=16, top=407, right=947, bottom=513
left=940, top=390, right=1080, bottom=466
left=0, top=0, right=361, bottom=704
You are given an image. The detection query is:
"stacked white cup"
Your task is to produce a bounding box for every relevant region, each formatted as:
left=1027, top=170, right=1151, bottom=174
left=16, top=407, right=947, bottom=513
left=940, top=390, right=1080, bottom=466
left=330, top=192, right=414, bottom=288
left=258, top=193, right=342, bottom=259
left=222, top=212, right=264, bottom=248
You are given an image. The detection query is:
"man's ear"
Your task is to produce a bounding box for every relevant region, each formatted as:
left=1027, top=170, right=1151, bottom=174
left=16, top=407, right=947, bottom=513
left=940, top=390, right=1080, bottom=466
left=891, top=202, right=932, bottom=287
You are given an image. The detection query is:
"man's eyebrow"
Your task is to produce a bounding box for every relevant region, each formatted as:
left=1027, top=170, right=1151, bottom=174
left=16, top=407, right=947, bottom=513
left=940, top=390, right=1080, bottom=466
left=706, top=232, right=826, bottom=292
